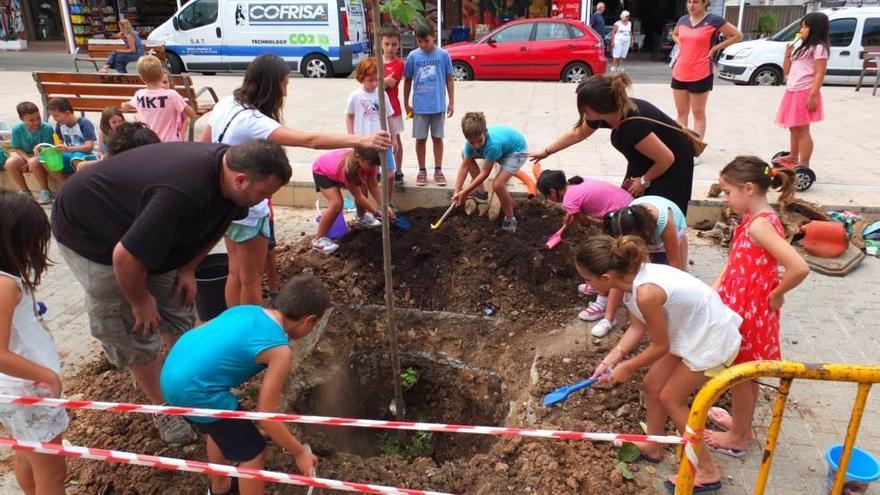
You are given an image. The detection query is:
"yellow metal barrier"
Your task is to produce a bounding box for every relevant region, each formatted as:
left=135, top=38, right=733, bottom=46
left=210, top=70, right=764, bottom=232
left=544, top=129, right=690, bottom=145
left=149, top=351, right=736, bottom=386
left=675, top=361, right=880, bottom=495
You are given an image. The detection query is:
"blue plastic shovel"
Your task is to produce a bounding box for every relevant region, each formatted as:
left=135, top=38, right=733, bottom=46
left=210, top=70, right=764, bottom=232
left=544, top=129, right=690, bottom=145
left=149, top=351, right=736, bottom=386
left=542, top=376, right=602, bottom=407
left=393, top=216, right=412, bottom=231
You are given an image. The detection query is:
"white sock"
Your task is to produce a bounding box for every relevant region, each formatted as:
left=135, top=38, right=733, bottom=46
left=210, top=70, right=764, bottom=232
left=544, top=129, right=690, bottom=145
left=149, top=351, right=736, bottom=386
left=595, top=295, right=608, bottom=307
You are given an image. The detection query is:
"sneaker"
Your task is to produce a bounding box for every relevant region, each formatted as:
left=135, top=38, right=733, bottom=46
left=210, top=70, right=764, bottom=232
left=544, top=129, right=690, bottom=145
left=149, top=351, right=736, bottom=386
left=469, top=190, right=489, bottom=204
left=355, top=212, right=382, bottom=229
left=416, top=169, right=428, bottom=186
left=591, top=318, right=615, bottom=338
left=434, top=170, right=447, bottom=186
left=501, top=216, right=518, bottom=233
left=578, top=300, right=607, bottom=322
left=394, top=171, right=405, bottom=186
left=578, top=283, right=599, bottom=297
left=311, top=236, right=339, bottom=254
left=610, top=66, right=617, bottom=72
left=153, top=412, right=198, bottom=446
left=35, top=189, right=53, bottom=205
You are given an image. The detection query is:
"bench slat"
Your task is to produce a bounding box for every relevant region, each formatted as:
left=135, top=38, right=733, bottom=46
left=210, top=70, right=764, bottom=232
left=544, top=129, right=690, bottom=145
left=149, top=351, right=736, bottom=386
left=35, top=72, right=187, bottom=85
left=39, top=83, right=189, bottom=98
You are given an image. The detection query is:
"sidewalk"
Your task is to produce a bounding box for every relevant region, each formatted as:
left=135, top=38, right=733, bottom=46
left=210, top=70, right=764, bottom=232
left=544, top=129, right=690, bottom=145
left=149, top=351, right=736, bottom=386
left=1, top=71, right=879, bottom=209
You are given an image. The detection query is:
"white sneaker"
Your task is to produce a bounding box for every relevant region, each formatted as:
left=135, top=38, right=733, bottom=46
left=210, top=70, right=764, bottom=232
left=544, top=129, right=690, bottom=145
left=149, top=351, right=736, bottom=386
left=311, top=236, right=339, bottom=254
left=355, top=212, right=382, bottom=229
left=591, top=318, right=614, bottom=338
left=578, top=300, right=607, bottom=322
left=610, top=66, right=617, bottom=72
left=578, top=283, right=598, bottom=297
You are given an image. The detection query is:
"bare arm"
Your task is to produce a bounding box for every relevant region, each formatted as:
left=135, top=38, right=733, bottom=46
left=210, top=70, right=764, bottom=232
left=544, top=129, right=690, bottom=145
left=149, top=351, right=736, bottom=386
left=403, top=78, right=413, bottom=114
left=269, top=126, right=390, bottom=150
left=627, top=132, right=674, bottom=196
left=528, top=122, right=597, bottom=161
left=750, top=217, right=809, bottom=310
left=112, top=242, right=159, bottom=335
left=671, top=25, right=680, bottom=45
left=446, top=75, right=455, bottom=118
left=350, top=180, right=379, bottom=216
left=599, top=284, right=671, bottom=383
left=182, top=104, right=196, bottom=120
left=709, top=23, right=743, bottom=59
left=199, top=123, right=213, bottom=143
left=610, top=24, right=618, bottom=47
left=61, top=140, right=95, bottom=154
left=383, top=75, right=398, bottom=88
left=711, top=261, right=729, bottom=290
left=453, top=159, right=493, bottom=204
left=809, top=57, right=828, bottom=99
left=123, top=34, right=137, bottom=53
left=660, top=214, right=684, bottom=270
left=121, top=102, right=136, bottom=112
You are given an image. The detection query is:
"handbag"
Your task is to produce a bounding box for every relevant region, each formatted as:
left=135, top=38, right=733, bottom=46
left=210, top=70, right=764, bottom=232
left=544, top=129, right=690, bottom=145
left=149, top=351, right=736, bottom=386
left=621, top=116, right=708, bottom=157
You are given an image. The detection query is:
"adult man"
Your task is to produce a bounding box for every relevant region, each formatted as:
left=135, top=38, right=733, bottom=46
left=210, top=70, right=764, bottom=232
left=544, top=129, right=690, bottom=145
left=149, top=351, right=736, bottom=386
left=51, top=140, right=291, bottom=445
left=590, top=2, right=607, bottom=39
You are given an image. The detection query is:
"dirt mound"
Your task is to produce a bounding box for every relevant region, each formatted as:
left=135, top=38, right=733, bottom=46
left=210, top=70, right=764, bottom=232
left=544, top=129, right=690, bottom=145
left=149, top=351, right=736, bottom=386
left=277, top=200, right=600, bottom=324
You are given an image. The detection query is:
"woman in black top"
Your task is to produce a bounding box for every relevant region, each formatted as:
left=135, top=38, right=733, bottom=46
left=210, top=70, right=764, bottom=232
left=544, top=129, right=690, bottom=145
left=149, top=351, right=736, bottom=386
left=530, top=73, right=694, bottom=215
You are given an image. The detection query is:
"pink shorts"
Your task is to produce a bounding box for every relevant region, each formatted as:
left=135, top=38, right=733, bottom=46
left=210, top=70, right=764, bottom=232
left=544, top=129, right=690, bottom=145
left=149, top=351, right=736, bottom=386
left=775, top=89, right=824, bottom=128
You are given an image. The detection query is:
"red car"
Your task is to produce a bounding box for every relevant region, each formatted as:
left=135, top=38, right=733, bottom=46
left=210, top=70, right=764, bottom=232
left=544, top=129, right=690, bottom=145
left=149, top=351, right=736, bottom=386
left=445, top=18, right=606, bottom=83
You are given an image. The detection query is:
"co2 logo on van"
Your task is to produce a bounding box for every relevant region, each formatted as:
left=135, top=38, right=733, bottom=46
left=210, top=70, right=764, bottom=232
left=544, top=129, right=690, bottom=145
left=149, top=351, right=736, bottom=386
left=288, top=33, right=330, bottom=50
left=240, top=3, right=330, bottom=25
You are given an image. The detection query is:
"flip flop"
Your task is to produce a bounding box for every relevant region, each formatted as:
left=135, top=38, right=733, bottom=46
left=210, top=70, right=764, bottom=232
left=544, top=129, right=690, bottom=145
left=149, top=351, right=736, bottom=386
left=707, top=444, right=747, bottom=458
left=612, top=439, right=663, bottom=464
left=664, top=479, right=722, bottom=493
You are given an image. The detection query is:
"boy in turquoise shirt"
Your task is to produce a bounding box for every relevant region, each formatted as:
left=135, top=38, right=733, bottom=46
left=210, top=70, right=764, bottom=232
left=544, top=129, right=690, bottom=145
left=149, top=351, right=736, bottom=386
left=3, top=102, right=56, bottom=204
left=161, top=275, right=329, bottom=495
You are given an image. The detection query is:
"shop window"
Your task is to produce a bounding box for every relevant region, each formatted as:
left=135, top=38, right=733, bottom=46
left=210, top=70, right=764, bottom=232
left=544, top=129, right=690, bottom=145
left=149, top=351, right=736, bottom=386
left=862, top=18, right=880, bottom=47
left=177, top=0, right=217, bottom=31
left=829, top=18, right=856, bottom=47
left=491, top=22, right=533, bottom=43
left=536, top=22, right=572, bottom=41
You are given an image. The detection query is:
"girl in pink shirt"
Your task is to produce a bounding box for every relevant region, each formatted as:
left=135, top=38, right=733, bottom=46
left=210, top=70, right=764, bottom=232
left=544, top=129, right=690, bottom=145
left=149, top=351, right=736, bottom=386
left=537, top=170, right=634, bottom=224
left=775, top=13, right=829, bottom=170
left=311, top=148, right=395, bottom=254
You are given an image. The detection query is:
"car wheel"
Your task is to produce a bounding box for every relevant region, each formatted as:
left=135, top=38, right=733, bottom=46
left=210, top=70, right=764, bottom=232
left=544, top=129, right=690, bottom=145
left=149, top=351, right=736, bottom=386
left=301, top=54, right=333, bottom=78
left=749, top=65, right=783, bottom=86
left=562, top=62, right=592, bottom=84
left=166, top=52, right=184, bottom=74
left=452, top=61, right=473, bottom=81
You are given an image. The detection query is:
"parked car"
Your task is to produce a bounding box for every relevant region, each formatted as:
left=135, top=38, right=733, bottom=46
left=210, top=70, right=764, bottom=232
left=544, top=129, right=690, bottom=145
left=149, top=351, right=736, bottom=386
left=149, top=0, right=369, bottom=77
left=445, top=18, right=606, bottom=83
left=718, top=6, right=880, bottom=85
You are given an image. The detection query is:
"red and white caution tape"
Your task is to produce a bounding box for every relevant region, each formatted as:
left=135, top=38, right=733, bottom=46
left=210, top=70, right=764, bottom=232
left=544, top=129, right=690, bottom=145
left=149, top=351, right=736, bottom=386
left=0, top=395, right=684, bottom=444
left=0, top=437, right=454, bottom=495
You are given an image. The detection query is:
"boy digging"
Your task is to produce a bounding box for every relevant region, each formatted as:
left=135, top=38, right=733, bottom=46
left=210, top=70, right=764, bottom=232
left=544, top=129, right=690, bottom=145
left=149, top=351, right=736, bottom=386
left=3, top=102, right=56, bottom=204
left=161, top=274, right=327, bottom=495
left=403, top=20, right=454, bottom=187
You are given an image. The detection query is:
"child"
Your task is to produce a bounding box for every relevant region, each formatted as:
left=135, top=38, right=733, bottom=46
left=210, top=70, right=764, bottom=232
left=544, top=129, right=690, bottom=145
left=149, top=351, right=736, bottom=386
left=346, top=57, right=397, bottom=203
left=381, top=24, right=406, bottom=186
left=97, top=106, right=126, bottom=158
left=0, top=190, right=69, bottom=494
left=77, top=121, right=161, bottom=171
left=536, top=170, right=634, bottom=226
left=45, top=97, right=98, bottom=185
left=311, top=148, right=396, bottom=254
left=581, top=235, right=741, bottom=493
left=704, top=156, right=809, bottom=458
left=403, top=19, right=454, bottom=187
left=161, top=275, right=328, bottom=495
left=122, top=55, right=195, bottom=142
left=451, top=112, right=527, bottom=233
left=160, top=69, right=190, bottom=140
left=580, top=195, right=689, bottom=338
left=3, top=102, right=55, bottom=204
left=775, top=12, right=829, bottom=171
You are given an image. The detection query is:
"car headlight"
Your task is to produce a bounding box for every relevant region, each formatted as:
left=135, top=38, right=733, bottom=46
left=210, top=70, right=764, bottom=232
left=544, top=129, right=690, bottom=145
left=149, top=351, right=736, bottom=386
left=732, top=48, right=753, bottom=59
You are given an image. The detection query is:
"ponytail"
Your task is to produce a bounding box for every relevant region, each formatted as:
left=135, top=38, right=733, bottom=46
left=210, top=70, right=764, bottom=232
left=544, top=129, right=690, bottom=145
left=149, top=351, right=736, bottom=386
left=720, top=155, right=797, bottom=206
left=574, top=73, right=635, bottom=128
left=575, top=235, right=646, bottom=277
left=340, top=147, right=381, bottom=187
left=603, top=205, right=657, bottom=246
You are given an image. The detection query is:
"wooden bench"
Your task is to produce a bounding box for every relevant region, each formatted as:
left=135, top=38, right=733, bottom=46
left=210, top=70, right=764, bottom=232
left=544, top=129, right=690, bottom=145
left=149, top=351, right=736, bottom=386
left=73, top=40, right=168, bottom=73
left=32, top=72, right=218, bottom=140
left=855, top=46, right=880, bottom=96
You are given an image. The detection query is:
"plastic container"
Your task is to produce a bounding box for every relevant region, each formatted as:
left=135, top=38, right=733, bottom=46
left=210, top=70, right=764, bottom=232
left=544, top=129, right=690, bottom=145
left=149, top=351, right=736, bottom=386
left=315, top=199, right=349, bottom=240
left=36, top=144, right=65, bottom=172
left=825, top=444, right=880, bottom=495
left=194, top=253, right=228, bottom=322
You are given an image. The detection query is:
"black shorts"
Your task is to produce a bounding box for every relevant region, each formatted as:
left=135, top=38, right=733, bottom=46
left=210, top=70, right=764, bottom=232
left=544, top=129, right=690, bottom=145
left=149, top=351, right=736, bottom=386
left=671, top=73, right=714, bottom=94
left=313, top=172, right=343, bottom=192
left=196, top=418, right=266, bottom=462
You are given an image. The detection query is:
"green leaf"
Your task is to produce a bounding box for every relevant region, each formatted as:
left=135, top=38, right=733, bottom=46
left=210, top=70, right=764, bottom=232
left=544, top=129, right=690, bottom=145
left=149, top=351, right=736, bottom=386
left=616, top=461, right=635, bottom=480
left=617, top=442, right=641, bottom=463
left=405, top=0, right=425, bottom=11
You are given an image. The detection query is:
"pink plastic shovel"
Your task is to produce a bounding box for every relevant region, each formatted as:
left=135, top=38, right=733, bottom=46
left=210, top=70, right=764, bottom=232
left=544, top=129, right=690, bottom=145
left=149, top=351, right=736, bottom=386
left=545, top=215, right=573, bottom=249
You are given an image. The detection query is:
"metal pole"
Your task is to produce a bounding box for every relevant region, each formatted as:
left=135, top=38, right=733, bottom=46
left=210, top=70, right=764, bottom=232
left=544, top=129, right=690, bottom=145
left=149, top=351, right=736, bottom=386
left=368, top=0, right=406, bottom=424
left=437, top=0, right=443, bottom=47
left=736, top=0, right=745, bottom=32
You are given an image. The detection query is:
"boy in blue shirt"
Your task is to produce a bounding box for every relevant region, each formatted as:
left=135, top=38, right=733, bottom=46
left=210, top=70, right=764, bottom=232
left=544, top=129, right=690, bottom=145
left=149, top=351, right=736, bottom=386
left=3, top=102, right=56, bottom=204
left=45, top=97, right=98, bottom=186
left=161, top=275, right=329, bottom=495
left=403, top=20, right=454, bottom=187
left=452, top=112, right=528, bottom=233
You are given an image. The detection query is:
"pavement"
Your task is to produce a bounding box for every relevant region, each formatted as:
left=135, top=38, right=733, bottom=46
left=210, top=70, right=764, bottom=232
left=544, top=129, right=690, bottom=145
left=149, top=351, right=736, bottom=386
left=1, top=60, right=878, bottom=211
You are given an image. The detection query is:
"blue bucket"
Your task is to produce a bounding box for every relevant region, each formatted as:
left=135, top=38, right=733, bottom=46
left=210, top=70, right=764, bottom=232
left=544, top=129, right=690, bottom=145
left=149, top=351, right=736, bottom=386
left=825, top=444, right=880, bottom=494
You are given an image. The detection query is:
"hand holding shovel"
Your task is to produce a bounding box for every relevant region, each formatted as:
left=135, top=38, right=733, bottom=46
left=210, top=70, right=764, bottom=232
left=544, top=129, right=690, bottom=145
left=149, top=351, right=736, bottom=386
left=431, top=202, right=457, bottom=230
left=545, top=214, right=574, bottom=249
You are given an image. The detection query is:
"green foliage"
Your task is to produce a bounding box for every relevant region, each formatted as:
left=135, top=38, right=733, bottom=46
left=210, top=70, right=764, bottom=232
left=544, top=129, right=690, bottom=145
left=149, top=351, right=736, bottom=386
left=379, top=0, right=427, bottom=27
left=757, top=12, right=778, bottom=36
left=378, top=431, right=435, bottom=458
left=400, top=367, right=420, bottom=391
left=615, top=442, right=640, bottom=481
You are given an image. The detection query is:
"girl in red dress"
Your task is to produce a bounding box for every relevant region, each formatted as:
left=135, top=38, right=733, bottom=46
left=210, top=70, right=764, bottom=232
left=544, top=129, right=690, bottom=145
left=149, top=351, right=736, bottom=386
left=705, top=156, right=809, bottom=457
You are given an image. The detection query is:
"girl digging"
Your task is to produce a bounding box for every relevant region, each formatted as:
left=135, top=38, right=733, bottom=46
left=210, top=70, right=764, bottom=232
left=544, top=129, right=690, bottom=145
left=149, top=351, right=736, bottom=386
left=311, top=147, right=396, bottom=254
left=774, top=13, right=829, bottom=185
left=0, top=191, right=69, bottom=494
left=582, top=235, right=742, bottom=493
left=581, top=196, right=688, bottom=338
left=704, top=156, right=809, bottom=457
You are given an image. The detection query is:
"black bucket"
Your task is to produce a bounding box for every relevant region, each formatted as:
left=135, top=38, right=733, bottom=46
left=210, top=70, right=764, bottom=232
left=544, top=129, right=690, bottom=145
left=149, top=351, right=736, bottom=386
left=194, top=253, right=228, bottom=321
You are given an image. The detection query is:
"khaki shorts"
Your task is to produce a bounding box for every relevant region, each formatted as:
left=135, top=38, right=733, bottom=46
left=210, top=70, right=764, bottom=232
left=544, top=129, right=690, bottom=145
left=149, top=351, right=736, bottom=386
left=59, top=243, right=195, bottom=368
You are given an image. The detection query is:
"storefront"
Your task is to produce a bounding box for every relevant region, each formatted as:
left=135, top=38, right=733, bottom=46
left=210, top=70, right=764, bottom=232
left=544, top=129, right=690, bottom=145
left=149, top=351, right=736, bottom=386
left=64, top=0, right=179, bottom=51
left=439, top=0, right=586, bottom=42
left=1, top=0, right=64, bottom=48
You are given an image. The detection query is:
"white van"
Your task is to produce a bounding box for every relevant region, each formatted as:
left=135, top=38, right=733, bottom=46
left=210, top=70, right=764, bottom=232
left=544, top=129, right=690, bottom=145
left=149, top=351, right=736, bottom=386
left=718, top=6, right=880, bottom=85
left=149, top=0, right=369, bottom=77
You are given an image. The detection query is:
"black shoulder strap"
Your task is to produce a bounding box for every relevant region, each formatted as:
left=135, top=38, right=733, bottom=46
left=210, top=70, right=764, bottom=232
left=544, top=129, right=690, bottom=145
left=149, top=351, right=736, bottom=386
left=217, top=106, right=250, bottom=144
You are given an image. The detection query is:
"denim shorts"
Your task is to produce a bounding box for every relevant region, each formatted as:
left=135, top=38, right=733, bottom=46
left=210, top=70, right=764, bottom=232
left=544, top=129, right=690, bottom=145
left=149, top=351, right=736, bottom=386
left=412, top=113, right=445, bottom=140
left=498, top=152, right=528, bottom=174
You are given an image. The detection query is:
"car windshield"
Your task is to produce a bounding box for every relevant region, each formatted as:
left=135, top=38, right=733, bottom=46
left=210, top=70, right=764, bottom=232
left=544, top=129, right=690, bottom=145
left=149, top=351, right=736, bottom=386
left=771, top=19, right=802, bottom=42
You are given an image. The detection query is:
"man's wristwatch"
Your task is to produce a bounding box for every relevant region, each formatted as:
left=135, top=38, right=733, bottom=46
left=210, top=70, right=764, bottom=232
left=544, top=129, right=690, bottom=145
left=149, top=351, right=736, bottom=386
left=639, top=176, right=651, bottom=188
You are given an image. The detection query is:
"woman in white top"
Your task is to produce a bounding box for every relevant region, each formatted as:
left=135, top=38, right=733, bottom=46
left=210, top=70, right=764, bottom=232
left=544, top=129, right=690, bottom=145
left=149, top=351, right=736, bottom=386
left=579, top=235, right=741, bottom=493
left=201, top=54, right=391, bottom=307
left=610, top=10, right=634, bottom=72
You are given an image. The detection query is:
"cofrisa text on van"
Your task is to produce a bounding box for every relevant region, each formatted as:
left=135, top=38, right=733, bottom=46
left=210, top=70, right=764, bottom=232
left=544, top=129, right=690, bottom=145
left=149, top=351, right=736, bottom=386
left=247, top=4, right=329, bottom=24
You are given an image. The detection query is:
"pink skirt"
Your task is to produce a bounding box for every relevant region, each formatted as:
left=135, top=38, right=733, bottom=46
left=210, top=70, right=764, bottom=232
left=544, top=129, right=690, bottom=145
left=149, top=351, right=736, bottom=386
left=775, top=89, right=824, bottom=128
